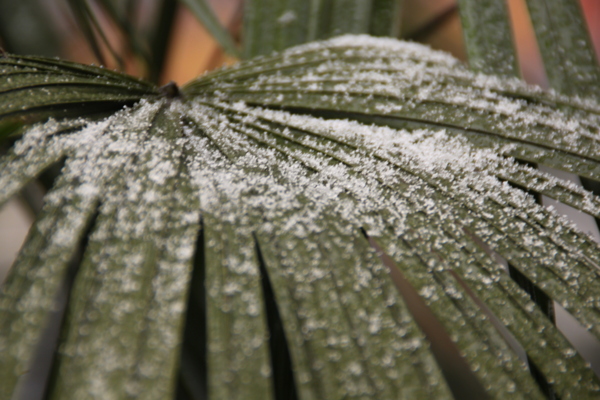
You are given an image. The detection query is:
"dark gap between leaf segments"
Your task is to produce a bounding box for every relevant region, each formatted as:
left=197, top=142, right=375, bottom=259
left=254, top=236, right=299, bottom=400
left=176, top=218, right=207, bottom=400
left=449, top=267, right=558, bottom=399
left=360, top=228, right=490, bottom=400
left=26, top=208, right=100, bottom=400
left=580, top=176, right=600, bottom=233
left=507, top=264, right=558, bottom=399
left=17, top=157, right=65, bottom=218
left=463, top=227, right=559, bottom=399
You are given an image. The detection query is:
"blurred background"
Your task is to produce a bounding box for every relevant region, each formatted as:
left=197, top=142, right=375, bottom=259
left=1, top=0, right=600, bottom=384
left=1, top=0, right=598, bottom=87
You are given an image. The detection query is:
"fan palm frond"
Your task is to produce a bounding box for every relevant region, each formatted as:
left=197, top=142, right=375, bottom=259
left=1, top=34, right=600, bottom=398
left=2, top=0, right=600, bottom=399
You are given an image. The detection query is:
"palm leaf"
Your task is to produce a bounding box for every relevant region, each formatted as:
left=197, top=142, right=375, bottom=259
left=147, top=0, right=179, bottom=83
left=0, top=0, right=61, bottom=57
left=65, top=0, right=125, bottom=69
left=457, top=0, right=519, bottom=77
left=524, top=0, right=600, bottom=98
left=49, top=105, right=201, bottom=399
left=1, top=31, right=600, bottom=399
left=0, top=53, right=158, bottom=123
left=180, top=0, right=241, bottom=58
left=242, top=0, right=402, bottom=58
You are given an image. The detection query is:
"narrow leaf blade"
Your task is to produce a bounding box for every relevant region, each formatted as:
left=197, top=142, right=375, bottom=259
left=180, top=0, right=241, bottom=58
left=457, top=0, right=519, bottom=77
left=524, top=0, right=600, bottom=97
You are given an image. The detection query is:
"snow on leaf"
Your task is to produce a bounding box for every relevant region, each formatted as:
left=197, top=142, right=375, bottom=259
left=1, top=35, right=600, bottom=399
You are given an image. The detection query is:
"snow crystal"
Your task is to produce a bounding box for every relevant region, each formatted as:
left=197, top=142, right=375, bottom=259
left=277, top=10, right=297, bottom=25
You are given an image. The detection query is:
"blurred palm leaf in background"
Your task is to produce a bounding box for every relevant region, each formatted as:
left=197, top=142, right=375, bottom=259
left=2, top=0, right=600, bottom=399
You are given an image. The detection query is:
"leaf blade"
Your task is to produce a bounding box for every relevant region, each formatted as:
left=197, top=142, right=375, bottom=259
left=457, top=0, right=519, bottom=77
left=524, top=0, right=600, bottom=98
left=180, top=0, right=241, bottom=58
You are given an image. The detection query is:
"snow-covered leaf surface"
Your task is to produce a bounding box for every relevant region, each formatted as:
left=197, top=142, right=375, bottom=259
left=1, top=35, right=600, bottom=399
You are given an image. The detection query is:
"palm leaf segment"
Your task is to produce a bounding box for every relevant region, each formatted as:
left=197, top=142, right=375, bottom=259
left=2, top=34, right=600, bottom=399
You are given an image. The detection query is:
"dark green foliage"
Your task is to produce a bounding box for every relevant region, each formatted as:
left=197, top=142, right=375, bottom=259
left=1, top=1, right=600, bottom=399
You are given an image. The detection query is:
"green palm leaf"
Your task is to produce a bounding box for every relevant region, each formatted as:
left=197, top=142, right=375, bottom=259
left=524, top=0, right=600, bottom=98
left=180, top=0, right=241, bottom=58
left=0, top=53, right=158, bottom=123
left=457, top=0, right=519, bottom=77
left=2, top=0, right=600, bottom=398
left=1, top=33, right=600, bottom=399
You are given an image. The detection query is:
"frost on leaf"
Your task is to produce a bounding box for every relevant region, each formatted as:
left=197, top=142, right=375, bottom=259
left=1, top=35, right=600, bottom=399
